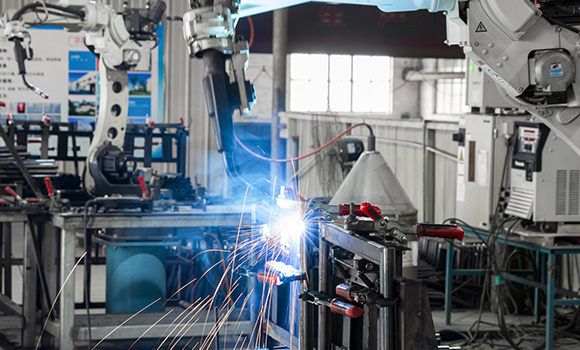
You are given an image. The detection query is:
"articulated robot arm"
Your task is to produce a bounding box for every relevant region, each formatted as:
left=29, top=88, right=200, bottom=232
left=183, top=0, right=256, bottom=175
left=186, top=0, right=580, bottom=167
left=2, top=0, right=166, bottom=196
left=445, top=0, right=580, bottom=159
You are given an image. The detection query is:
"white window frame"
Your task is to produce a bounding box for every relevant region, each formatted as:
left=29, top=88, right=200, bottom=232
left=289, top=54, right=394, bottom=114
left=434, top=58, right=470, bottom=115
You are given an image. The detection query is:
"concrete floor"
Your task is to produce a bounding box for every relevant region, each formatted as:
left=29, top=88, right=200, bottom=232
left=432, top=309, right=580, bottom=350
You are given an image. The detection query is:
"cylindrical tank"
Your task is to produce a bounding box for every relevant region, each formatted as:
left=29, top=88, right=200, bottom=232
left=106, top=245, right=166, bottom=314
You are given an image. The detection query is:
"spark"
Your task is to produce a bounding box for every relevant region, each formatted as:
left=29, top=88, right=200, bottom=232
left=35, top=252, right=87, bottom=350
left=91, top=298, right=162, bottom=350
left=128, top=310, right=173, bottom=349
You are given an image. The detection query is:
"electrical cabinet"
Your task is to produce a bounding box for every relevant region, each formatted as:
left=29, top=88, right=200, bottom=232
left=455, top=115, right=524, bottom=230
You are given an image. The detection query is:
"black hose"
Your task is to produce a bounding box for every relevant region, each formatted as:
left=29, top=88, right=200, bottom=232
left=203, top=50, right=226, bottom=73
left=12, top=2, right=85, bottom=21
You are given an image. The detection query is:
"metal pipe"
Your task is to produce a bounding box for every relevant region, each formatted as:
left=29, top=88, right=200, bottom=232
left=404, top=70, right=465, bottom=82
left=380, top=247, right=396, bottom=350
left=318, top=226, right=329, bottom=350
left=300, top=221, right=314, bottom=350
left=271, top=8, right=288, bottom=184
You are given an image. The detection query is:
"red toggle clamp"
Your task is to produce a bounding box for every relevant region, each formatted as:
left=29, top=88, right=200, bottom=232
left=330, top=299, right=365, bottom=318
left=339, top=203, right=382, bottom=220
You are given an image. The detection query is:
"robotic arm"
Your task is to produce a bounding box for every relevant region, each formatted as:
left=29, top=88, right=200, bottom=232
left=2, top=0, right=166, bottom=196
left=186, top=0, right=580, bottom=166
left=445, top=0, right=580, bottom=157
left=183, top=0, right=256, bottom=174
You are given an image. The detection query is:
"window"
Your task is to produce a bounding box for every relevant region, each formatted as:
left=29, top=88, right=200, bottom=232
left=289, top=54, right=393, bottom=113
left=435, top=59, right=470, bottom=115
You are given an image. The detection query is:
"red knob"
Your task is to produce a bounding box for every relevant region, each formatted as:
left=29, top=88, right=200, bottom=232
left=44, top=177, right=54, bottom=197
left=416, top=224, right=464, bottom=241
left=137, top=176, right=149, bottom=198
left=0, top=102, right=5, bottom=107
left=330, top=299, right=364, bottom=318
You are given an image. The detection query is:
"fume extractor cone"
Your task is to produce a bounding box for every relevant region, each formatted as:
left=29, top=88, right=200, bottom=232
left=330, top=151, right=418, bottom=223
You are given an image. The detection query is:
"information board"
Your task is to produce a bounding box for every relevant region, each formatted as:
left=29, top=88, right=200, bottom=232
left=0, top=26, right=165, bottom=131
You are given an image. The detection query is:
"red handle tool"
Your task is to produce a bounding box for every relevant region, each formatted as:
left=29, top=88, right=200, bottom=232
left=416, top=224, right=464, bottom=241
left=339, top=203, right=382, bottom=219
left=257, top=270, right=282, bottom=286
left=330, top=299, right=365, bottom=318
left=5, top=187, right=23, bottom=202
left=44, top=177, right=54, bottom=197
left=137, top=176, right=149, bottom=198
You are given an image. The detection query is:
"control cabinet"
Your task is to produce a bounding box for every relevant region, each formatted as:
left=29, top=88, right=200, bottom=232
left=455, top=115, right=524, bottom=230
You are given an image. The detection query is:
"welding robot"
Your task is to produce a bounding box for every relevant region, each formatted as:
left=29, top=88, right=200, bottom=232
left=181, top=0, right=580, bottom=349
left=184, top=0, right=580, bottom=173
left=1, top=0, right=167, bottom=197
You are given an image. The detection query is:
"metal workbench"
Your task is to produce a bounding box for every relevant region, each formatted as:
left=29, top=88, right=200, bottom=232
left=444, top=227, right=580, bottom=350
left=0, top=209, right=54, bottom=348
left=47, top=205, right=258, bottom=350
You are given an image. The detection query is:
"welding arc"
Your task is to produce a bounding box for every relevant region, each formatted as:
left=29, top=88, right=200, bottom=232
left=235, top=122, right=373, bottom=163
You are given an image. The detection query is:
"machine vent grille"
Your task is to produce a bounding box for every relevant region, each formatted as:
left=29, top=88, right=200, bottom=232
left=505, top=187, right=535, bottom=219
left=556, top=170, right=567, bottom=216
left=570, top=170, right=579, bottom=216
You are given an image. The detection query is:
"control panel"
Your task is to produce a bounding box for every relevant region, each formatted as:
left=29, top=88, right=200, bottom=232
left=517, top=127, right=541, bottom=154
left=512, top=122, right=549, bottom=182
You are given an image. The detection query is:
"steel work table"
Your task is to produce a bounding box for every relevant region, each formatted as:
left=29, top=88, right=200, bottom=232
left=0, top=209, right=53, bottom=348
left=444, top=227, right=580, bottom=350
left=48, top=205, right=258, bottom=350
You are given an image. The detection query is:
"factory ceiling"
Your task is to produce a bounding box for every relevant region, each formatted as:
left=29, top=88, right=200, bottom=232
left=236, top=3, right=464, bottom=58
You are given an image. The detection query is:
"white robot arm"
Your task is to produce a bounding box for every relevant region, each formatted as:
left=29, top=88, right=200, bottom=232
left=2, top=0, right=166, bottom=195
left=185, top=0, right=580, bottom=162
left=446, top=0, right=580, bottom=158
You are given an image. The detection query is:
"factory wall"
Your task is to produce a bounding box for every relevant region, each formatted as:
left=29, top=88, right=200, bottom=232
left=284, top=114, right=458, bottom=223
left=283, top=58, right=459, bottom=224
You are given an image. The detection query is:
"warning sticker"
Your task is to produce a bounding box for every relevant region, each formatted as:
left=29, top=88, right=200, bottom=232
left=550, top=62, right=563, bottom=77
left=457, top=146, right=466, bottom=202
left=476, top=22, right=487, bottom=33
